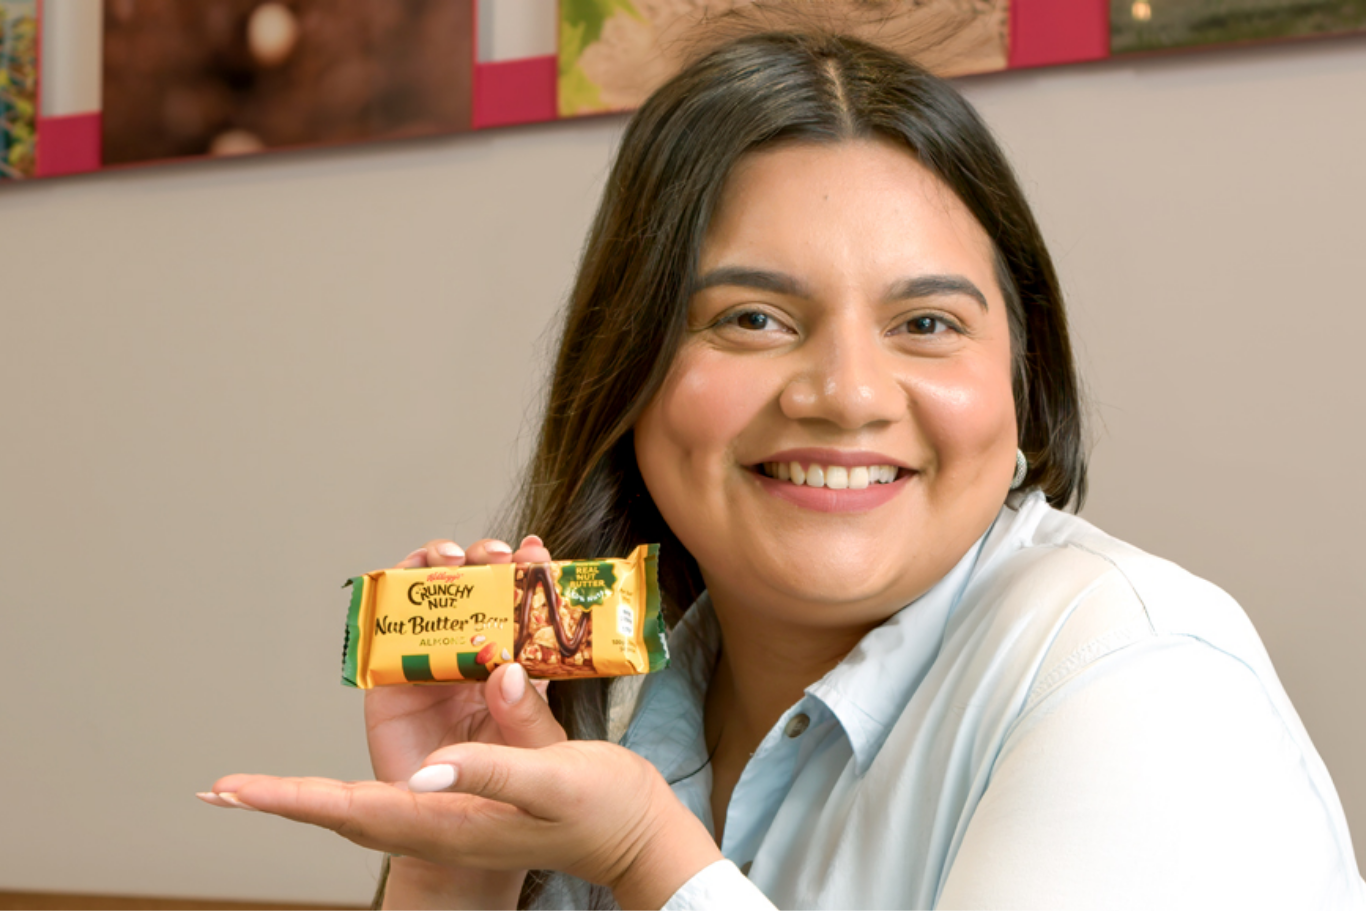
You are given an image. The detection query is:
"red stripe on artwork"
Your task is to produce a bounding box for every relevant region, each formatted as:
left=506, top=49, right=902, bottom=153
left=35, top=112, right=102, bottom=177
left=1009, top=0, right=1111, bottom=69
left=473, top=56, right=558, bottom=130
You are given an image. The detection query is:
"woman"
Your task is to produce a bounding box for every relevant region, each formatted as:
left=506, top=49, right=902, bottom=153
left=202, top=31, right=1366, bottom=909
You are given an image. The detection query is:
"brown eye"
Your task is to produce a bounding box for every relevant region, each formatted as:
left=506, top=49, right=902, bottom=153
left=899, top=314, right=961, bottom=337
left=712, top=308, right=792, bottom=341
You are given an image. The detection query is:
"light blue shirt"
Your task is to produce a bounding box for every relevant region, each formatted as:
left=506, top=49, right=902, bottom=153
left=622, top=492, right=1366, bottom=909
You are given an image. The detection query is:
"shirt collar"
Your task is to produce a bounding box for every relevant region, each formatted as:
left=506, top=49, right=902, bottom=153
left=622, top=493, right=1046, bottom=778
left=810, top=492, right=1050, bottom=772
left=806, top=529, right=987, bottom=774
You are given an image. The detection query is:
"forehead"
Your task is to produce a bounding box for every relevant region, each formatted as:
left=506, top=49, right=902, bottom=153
left=701, top=138, right=996, bottom=279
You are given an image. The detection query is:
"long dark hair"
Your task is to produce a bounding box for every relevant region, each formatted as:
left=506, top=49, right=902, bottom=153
left=502, top=28, right=1085, bottom=909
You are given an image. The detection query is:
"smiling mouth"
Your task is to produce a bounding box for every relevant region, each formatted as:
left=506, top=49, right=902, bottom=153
left=756, top=462, right=906, bottom=490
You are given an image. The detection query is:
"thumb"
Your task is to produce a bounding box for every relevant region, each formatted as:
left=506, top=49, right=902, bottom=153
left=486, top=663, right=565, bottom=749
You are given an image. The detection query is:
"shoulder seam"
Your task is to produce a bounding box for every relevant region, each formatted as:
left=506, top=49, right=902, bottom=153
left=1017, top=541, right=1158, bottom=708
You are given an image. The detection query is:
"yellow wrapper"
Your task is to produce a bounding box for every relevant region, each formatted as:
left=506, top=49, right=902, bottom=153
left=342, top=544, right=667, bottom=687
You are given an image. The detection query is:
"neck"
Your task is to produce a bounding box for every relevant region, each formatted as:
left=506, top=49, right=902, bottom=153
left=702, top=580, right=876, bottom=754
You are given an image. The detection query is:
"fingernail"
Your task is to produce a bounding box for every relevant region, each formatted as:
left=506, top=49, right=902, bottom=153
left=501, top=662, right=527, bottom=705
left=402, top=548, right=425, bottom=562
left=195, top=791, right=234, bottom=808
left=408, top=764, right=457, bottom=793
left=520, top=535, right=543, bottom=548
left=217, top=792, right=259, bottom=811
left=436, top=542, right=464, bottom=558
left=485, top=541, right=513, bottom=555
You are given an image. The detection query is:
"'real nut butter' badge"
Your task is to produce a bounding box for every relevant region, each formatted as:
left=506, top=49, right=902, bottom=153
left=341, top=544, right=668, bottom=687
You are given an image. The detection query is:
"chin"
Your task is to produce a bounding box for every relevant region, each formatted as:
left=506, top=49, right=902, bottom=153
left=751, top=544, right=920, bottom=617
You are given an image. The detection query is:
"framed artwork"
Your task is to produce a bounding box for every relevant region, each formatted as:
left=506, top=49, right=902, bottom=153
left=12, top=0, right=1366, bottom=182
left=100, top=0, right=474, bottom=167
left=558, top=0, right=1010, bottom=118
left=1112, top=0, right=1366, bottom=54
left=0, top=0, right=37, bottom=179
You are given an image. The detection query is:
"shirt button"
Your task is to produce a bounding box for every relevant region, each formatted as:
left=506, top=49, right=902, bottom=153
left=784, top=713, right=810, bottom=738
left=741, top=861, right=754, bottom=877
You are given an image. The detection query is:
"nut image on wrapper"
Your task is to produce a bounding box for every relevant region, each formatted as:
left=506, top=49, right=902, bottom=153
left=341, top=544, right=667, bottom=687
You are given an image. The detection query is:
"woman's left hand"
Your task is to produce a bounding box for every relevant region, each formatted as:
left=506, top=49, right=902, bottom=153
left=205, top=711, right=722, bottom=909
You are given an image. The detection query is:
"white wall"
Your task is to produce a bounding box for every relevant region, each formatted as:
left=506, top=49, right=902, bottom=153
left=1, top=35, right=1363, bottom=904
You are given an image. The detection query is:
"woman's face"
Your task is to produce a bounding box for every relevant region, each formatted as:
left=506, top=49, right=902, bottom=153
left=635, top=139, right=1018, bottom=632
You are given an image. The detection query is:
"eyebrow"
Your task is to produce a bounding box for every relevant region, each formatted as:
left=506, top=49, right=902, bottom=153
left=692, top=267, right=988, bottom=310
left=888, top=275, right=989, bottom=311
left=691, top=266, right=810, bottom=298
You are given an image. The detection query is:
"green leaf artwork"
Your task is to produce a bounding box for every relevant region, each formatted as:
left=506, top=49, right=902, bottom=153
left=558, top=0, right=644, bottom=116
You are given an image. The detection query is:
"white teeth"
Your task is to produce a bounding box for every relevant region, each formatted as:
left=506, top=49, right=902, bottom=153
left=765, top=462, right=902, bottom=489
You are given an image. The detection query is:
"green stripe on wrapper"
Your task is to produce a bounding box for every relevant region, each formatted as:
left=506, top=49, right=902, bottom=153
left=642, top=543, right=670, bottom=673
left=457, top=652, right=491, bottom=680
left=399, top=652, right=490, bottom=682
left=402, top=654, right=436, bottom=682
left=341, top=576, right=366, bottom=688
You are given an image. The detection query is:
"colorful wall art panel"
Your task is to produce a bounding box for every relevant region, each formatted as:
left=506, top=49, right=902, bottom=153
left=0, top=0, right=38, bottom=179
left=101, top=0, right=474, bottom=167
left=5, top=0, right=1366, bottom=183
left=558, top=0, right=1010, bottom=118
left=1112, top=0, right=1366, bottom=54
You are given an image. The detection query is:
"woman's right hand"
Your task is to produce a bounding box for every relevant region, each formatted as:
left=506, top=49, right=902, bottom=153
left=366, top=535, right=564, bottom=909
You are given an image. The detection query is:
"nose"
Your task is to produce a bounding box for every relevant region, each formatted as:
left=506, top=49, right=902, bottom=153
left=778, top=317, right=906, bottom=430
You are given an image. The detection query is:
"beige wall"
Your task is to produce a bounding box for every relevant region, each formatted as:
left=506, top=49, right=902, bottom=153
left=2, top=36, right=1363, bottom=904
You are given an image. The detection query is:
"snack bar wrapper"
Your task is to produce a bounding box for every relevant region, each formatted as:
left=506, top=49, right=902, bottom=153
left=342, top=544, right=668, bottom=687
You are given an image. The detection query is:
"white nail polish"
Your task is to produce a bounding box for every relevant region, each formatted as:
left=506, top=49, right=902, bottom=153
left=502, top=662, right=527, bottom=705
left=485, top=541, right=513, bottom=555
left=436, top=542, right=464, bottom=558
left=218, top=792, right=259, bottom=811
left=408, top=764, right=457, bottom=793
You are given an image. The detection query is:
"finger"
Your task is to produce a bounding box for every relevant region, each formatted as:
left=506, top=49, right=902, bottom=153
left=210, top=774, right=422, bottom=851
left=483, top=663, right=566, bottom=749
left=422, top=539, right=468, bottom=567
left=511, top=534, right=552, bottom=564
left=219, top=774, right=529, bottom=866
left=463, top=539, right=515, bottom=565
left=411, top=742, right=610, bottom=821
left=211, top=772, right=263, bottom=794
left=394, top=547, right=429, bottom=569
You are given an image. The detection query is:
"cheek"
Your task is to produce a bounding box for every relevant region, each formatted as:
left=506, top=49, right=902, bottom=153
left=905, top=356, right=1017, bottom=471
left=635, top=345, right=768, bottom=472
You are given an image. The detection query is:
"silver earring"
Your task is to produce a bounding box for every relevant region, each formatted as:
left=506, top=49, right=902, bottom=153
left=1010, top=448, right=1028, bottom=490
